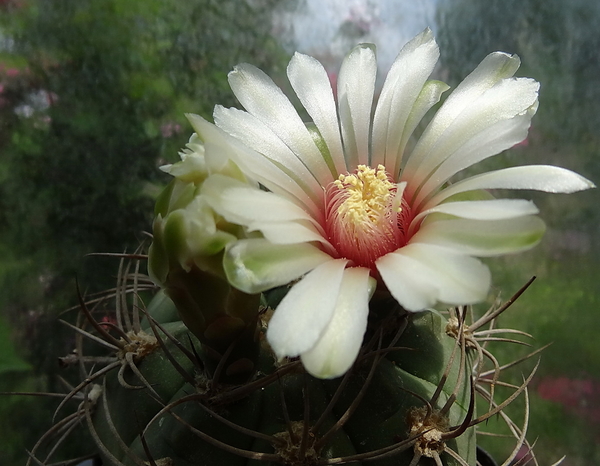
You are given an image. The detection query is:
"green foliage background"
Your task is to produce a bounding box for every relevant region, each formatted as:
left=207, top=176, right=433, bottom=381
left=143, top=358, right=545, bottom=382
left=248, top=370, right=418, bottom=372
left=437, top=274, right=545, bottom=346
left=0, top=0, right=289, bottom=463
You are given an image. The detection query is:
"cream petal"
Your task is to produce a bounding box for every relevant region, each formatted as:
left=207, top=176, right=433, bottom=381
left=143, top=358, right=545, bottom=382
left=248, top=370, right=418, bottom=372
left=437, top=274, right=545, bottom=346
left=425, top=51, right=521, bottom=124
left=426, top=165, right=596, bottom=208
left=287, top=52, right=346, bottom=175
left=203, top=174, right=330, bottom=248
left=223, top=238, right=331, bottom=294
left=213, top=106, right=323, bottom=194
left=412, top=110, right=534, bottom=207
left=267, top=259, right=349, bottom=358
left=227, top=63, right=333, bottom=185
left=201, top=162, right=332, bottom=250
left=337, top=44, right=377, bottom=168
left=254, top=220, right=331, bottom=248
left=202, top=174, right=316, bottom=226
left=406, top=77, right=539, bottom=195
left=186, top=113, right=250, bottom=176
left=376, top=244, right=491, bottom=311
left=188, top=113, right=323, bottom=218
left=412, top=216, right=546, bottom=257
left=412, top=199, right=539, bottom=224
left=301, top=267, right=374, bottom=379
left=390, top=80, right=449, bottom=179
left=403, top=51, right=522, bottom=179
left=372, top=28, right=439, bottom=170
left=377, top=255, right=437, bottom=312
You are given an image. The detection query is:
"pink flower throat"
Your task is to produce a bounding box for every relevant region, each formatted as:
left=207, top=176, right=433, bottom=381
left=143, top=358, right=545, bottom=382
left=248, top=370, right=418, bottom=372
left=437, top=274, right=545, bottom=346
left=324, top=164, right=412, bottom=270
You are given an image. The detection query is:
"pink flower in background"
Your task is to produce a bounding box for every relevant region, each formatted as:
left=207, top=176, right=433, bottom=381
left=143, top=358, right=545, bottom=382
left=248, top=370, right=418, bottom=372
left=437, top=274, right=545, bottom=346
left=160, top=122, right=183, bottom=138
left=537, top=376, right=600, bottom=424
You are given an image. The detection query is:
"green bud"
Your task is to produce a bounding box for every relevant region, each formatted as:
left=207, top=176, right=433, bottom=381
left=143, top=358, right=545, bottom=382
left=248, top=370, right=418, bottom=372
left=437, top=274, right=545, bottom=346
left=148, top=134, right=261, bottom=383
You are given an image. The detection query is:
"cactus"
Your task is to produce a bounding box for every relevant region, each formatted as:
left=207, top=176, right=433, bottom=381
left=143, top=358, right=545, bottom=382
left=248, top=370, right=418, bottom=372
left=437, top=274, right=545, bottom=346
left=90, top=290, right=478, bottom=466
left=26, top=255, right=541, bottom=466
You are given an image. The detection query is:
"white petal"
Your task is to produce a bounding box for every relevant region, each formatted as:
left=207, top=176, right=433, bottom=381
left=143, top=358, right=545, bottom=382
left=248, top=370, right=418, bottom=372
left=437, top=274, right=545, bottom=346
left=188, top=113, right=323, bottom=218
left=267, top=259, right=349, bottom=358
left=412, top=199, right=539, bottom=224
left=412, top=216, right=546, bottom=257
left=227, top=63, right=334, bottom=184
left=186, top=113, right=250, bottom=177
left=202, top=173, right=329, bottom=246
left=255, top=220, right=331, bottom=247
left=412, top=110, right=534, bottom=207
left=425, top=51, right=522, bottom=126
left=287, top=52, right=346, bottom=175
left=376, top=254, right=437, bottom=312
left=403, top=51, right=521, bottom=179
left=301, top=267, right=374, bottom=379
left=213, top=106, right=323, bottom=195
left=406, top=77, right=539, bottom=195
left=376, top=244, right=491, bottom=311
left=337, top=44, right=377, bottom=167
left=223, top=239, right=331, bottom=293
left=202, top=174, right=313, bottom=223
left=372, top=28, right=439, bottom=170
left=390, top=80, right=449, bottom=178
left=426, top=165, right=596, bottom=208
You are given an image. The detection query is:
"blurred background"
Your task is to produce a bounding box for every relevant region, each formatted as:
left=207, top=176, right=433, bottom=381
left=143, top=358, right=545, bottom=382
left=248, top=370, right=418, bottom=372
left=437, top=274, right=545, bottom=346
left=0, top=0, right=597, bottom=464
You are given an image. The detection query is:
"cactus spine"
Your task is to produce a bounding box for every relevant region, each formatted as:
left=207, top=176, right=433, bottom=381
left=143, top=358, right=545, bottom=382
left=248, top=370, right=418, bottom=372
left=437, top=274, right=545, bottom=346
left=28, top=255, right=540, bottom=466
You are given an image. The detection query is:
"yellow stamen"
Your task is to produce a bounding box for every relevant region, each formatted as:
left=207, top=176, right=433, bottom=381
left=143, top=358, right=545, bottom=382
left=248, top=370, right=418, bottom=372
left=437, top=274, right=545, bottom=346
left=334, top=165, right=395, bottom=226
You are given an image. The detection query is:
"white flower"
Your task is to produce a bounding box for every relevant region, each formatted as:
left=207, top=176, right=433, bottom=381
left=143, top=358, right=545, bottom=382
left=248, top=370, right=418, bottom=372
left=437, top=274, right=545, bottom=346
left=189, top=29, right=594, bottom=379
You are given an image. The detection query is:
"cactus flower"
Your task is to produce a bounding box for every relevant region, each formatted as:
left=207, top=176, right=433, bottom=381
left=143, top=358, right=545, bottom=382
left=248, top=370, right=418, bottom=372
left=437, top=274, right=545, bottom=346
left=190, top=29, right=594, bottom=379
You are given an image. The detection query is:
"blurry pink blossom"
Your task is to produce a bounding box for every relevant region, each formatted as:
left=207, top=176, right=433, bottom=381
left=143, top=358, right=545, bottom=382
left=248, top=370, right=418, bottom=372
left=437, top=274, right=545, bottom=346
left=6, top=68, right=20, bottom=78
left=537, top=376, right=600, bottom=423
left=160, top=121, right=183, bottom=138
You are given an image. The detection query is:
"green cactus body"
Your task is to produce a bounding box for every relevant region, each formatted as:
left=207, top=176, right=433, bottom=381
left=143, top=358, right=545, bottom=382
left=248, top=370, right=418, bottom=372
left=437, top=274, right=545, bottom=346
left=91, top=292, right=475, bottom=466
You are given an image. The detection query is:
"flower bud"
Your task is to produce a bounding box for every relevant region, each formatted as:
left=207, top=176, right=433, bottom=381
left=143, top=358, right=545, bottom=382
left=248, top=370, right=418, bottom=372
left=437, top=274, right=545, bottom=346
left=148, top=132, right=261, bottom=383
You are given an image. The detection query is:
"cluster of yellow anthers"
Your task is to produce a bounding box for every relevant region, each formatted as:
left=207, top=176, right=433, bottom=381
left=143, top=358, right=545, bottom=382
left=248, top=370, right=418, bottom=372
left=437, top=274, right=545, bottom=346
left=333, top=164, right=400, bottom=226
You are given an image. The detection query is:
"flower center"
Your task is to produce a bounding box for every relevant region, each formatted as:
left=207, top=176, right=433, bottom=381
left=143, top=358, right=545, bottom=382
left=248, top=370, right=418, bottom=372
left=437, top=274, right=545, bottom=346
left=324, top=164, right=411, bottom=269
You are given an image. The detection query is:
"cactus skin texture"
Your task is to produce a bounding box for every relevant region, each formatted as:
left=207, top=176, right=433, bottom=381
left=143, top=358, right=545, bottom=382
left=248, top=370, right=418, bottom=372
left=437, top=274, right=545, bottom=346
left=90, top=291, right=476, bottom=466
